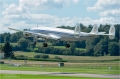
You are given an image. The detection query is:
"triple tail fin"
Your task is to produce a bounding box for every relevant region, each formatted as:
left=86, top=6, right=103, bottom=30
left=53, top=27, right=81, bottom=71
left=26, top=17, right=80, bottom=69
left=109, top=25, right=115, bottom=39
left=90, top=24, right=98, bottom=34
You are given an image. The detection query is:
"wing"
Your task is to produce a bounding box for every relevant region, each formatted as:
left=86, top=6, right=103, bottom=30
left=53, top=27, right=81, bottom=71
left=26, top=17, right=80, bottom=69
left=8, top=27, right=61, bottom=40
left=8, top=27, right=22, bottom=32
left=34, top=33, right=61, bottom=40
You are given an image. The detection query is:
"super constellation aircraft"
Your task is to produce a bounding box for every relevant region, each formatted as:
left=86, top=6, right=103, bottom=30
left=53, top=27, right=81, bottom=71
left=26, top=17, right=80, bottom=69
left=8, top=23, right=115, bottom=48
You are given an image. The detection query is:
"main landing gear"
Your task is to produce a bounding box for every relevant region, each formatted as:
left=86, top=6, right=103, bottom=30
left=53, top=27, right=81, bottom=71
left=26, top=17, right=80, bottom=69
left=65, top=43, right=70, bottom=48
left=34, top=42, right=37, bottom=45
left=42, top=43, right=48, bottom=47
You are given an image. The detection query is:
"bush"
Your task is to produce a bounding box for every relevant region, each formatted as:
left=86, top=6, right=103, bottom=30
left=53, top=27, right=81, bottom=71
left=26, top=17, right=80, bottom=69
left=34, top=54, right=49, bottom=59
left=16, top=55, right=25, bottom=57
left=34, top=55, right=40, bottom=58
left=0, top=61, right=4, bottom=64
left=41, top=55, right=49, bottom=59
left=54, top=56, right=62, bottom=60
left=15, top=55, right=28, bottom=60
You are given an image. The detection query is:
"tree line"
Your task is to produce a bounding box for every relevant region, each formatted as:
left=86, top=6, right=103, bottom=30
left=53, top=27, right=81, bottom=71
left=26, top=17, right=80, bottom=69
left=0, top=23, right=119, bottom=58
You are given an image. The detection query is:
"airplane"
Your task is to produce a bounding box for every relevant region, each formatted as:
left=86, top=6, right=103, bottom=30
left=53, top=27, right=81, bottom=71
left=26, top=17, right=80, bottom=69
left=8, top=23, right=115, bottom=48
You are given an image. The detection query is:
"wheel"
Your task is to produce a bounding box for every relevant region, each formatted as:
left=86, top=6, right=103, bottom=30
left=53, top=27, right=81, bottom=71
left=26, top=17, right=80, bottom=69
left=43, top=43, right=48, bottom=47
left=34, top=42, right=37, bottom=45
left=65, top=44, right=70, bottom=48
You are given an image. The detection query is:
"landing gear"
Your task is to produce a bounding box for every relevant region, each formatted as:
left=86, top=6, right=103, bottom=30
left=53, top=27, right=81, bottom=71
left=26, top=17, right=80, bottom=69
left=65, top=43, right=70, bottom=48
left=43, top=43, right=48, bottom=47
left=34, top=42, right=37, bottom=45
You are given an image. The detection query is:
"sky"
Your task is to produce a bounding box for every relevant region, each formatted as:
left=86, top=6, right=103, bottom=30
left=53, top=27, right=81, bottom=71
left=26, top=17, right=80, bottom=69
left=0, top=0, right=120, bottom=33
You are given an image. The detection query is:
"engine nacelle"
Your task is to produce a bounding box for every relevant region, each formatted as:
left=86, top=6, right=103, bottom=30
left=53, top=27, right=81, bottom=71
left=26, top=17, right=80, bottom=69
left=23, top=33, right=29, bottom=38
left=74, top=23, right=81, bottom=38
left=34, top=35, right=45, bottom=41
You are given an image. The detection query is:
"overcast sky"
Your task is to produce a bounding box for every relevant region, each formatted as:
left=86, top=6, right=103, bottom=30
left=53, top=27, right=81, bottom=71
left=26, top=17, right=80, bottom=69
left=0, top=0, right=120, bottom=33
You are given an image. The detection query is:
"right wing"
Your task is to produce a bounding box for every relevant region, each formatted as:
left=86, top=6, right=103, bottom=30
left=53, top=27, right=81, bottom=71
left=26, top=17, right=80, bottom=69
left=8, top=27, right=23, bottom=32
left=33, top=33, right=61, bottom=40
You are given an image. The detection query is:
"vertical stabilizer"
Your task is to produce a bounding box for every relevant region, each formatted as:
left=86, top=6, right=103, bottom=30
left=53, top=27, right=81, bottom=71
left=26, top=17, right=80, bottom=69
left=90, top=24, right=98, bottom=34
left=74, top=23, right=81, bottom=38
left=109, top=25, right=115, bottom=39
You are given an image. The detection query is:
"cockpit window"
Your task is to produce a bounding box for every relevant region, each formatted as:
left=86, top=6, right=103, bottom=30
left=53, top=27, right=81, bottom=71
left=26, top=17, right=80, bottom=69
left=23, top=29, right=30, bottom=31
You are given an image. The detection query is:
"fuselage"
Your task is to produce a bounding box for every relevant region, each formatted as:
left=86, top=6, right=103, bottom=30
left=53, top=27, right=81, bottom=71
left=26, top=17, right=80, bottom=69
left=28, top=27, right=95, bottom=41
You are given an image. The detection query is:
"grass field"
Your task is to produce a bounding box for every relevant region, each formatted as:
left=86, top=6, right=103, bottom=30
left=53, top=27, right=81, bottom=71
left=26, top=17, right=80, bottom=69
left=14, top=51, right=120, bottom=62
left=54, top=46, right=86, bottom=50
left=0, top=51, right=119, bottom=75
left=0, top=74, right=115, bottom=79
left=0, top=63, right=119, bottom=74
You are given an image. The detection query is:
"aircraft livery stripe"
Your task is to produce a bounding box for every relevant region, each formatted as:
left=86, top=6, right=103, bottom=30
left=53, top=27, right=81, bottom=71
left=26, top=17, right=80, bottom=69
left=30, top=30, right=74, bottom=36
left=30, top=30, right=93, bottom=37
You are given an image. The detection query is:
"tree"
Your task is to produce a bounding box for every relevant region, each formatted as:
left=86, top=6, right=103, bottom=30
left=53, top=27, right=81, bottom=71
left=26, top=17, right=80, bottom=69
left=99, top=37, right=109, bottom=56
left=10, top=34, right=17, bottom=43
left=4, top=35, right=10, bottom=42
left=75, top=41, right=86, bottom=48
left=70, top=43, right=76, bottom=55
left=0, top=45, right=3, bottom=50
left=80, top=23, right=86, bottom=31
left=94, top=43, right=102, bottom=56
left=85, top=39, right=94, bottom=56
left=18, top=38, right=30, bottom=51
left=86, top=45, right=94, bottom=56
left=2, top=42, right=13, bottom=58
left=0, top=34, right=4, bottom=43
left=108, top=42, right=119, bottom=56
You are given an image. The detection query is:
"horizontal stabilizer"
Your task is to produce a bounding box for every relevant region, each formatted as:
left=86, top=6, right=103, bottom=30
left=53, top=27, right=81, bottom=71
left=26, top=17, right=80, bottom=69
left=98, top=32, right=106, bottom=34
left=97, top=25, right=115, bottom=39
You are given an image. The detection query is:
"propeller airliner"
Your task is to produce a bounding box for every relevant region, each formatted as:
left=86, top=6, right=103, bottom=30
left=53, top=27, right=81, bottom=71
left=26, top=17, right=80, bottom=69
left=8, top=23, right=115, bottom=48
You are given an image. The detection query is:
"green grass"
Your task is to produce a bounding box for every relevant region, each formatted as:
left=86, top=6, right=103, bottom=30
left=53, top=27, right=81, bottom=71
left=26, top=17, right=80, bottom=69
left=54, top=46, right=66, bottom=49
left=14, top=51, right=39, bottom=57
left=0, top=74, right=115, bottom=79
left=14, top=51, right=120, bottom=62
left=36, top=42, right=52, bottom=47
left=0, top=64, right=119, bottom=74
left=76, top=48, right=86, bottom=50
left=0, top=43, right=17, bottom=46
left=54, top=46, right=86, bottom=50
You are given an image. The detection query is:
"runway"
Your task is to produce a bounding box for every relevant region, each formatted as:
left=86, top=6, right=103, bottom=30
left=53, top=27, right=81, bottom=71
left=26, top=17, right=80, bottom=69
left=0, top=70, right=119, bottom=78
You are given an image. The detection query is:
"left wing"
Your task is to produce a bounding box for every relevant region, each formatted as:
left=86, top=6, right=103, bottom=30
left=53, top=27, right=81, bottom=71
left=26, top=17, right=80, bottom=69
left=34, top=33, right=61, bottom=40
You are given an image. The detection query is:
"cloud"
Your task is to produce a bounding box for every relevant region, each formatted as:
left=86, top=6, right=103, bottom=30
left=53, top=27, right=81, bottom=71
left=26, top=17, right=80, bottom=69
left=1, top=14, right=117, bottom=32
left=99, top=9, right=120, bottom=17
left=87, top=0, right=120, bottom=18
left=1, top=0, right=80, bottom=20
left=0, top=0, right=119, bottom=33
left=87, top=0, right=120, bottom=11
left=19, top=0, right=79, bottom=10
left=1, top=16, right=117, bottom=33
left=2, top=3, right=28, bottom=15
